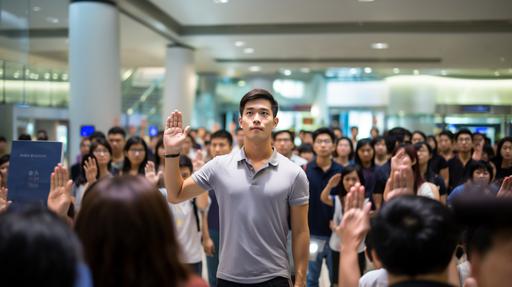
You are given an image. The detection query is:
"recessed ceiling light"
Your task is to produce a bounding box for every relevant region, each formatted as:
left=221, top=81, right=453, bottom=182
left=243, top=48, right=255, bottom=54
left=238, top=80, right=246, bottom=87
left=393, top=68, right=400, bottom=74
left=33, top=6, right=41, bottom=12
left=358, top=0, right=375, bottom=2
left=364, top=67, right=372, bottom=74
left=500, top=57, right=506, bottom=62
left=300, top=68, right=310, bottom=73
left=495, top=71, right=501, bottom=77
left=46, top=17, right=59, bottom=24
left=282, top=69, right=292, bottom=76
left=214, top=0, right=229, bottom=3
left=249, top=66, right=261, bottom=72
left=350, top=68, right=358, bottom=75
left=235, top=41, right=245, bottom=47
left=371, top=42, right=388, bottom=49
left=325, top=71, right=336, bottom=77
left=413, top=69, right=420, bottom=75
left=441, top=70, right=447, bottom=76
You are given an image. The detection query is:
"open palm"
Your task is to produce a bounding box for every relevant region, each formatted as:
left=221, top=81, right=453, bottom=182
left=164, top=110, right=191, bottom=154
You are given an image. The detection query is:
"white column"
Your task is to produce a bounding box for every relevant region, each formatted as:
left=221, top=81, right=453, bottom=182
left=69, top=0, right=121, bottom=162
left=162, top=45, right=196, bottom=127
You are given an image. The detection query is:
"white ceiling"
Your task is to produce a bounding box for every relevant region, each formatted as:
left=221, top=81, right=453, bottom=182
left=0, top=0, right=511, bottom=77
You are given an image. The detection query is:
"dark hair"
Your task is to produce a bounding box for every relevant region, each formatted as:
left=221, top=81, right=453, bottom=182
left=18, top=133, right=32, bottom=141
left=107, top=126, right=126, bottom=138
left=411, top=130, right=427, bottom=142
left=75, top=176, right=189, bottom=287
left=154, top=138, right=164, bottom=172
left=297, top=143, right=314, bottom=154
left=122, top=136, right=149, bottom=175
left=0, top=208, right=81, bottom=287
left=371, top=135, right=387, bottom=153
left=239, top=88, right=278, bottom=117
left=333, top=136, right=354, bottom=159
left=426, top=135, right=438, bottom=150
left=385, top=127, right=411, bottom=149
left=493, top=137, right=512, bottom=167
left=90, top=138, right=113, bottom=171
left=312, top=127, right=336, bottom=143
left=178, top=155, right=193, bottom=174
left=211, top=130, right=234, bottom=147
left=467, top=160, right=493, bottom=184
left=90, top=131, right=107, bottom=142
left=273, top=130, right=295, bottom=143
left=0, top=136, right=6, bottom=143
left=0, top=154, right=9, bottom=166
left=438, top=130, right=455, bottom=142
left=354, top=138, right=375, bottom=168
left=414, top=141, right=432, bottom=156
left=37, top=130, right=49, bottom=141
left=338, top=164, right=365, bottom=197
left=455, top=129, right=472, bottom=141
left=372, top=196, right=459, bottom=277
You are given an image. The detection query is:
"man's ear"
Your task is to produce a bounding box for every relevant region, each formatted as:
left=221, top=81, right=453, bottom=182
left=238, top=116, right=243, bottom=127
left=273, top=117, right=279, bottom=128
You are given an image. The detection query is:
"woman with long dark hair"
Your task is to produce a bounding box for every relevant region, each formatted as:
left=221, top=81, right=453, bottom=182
left=122, top=136, right=149, bottom=176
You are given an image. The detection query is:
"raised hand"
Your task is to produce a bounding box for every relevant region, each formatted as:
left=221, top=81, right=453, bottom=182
left=384, top=168, right=415, bottom=201
left=336, top=183, right=371, bottom=250
left=0, top=185, right=9, bottom=213
left=164, top=110, right=191, bottom=155
left=48, top=164, right=74, bottom=217
left=498, top=175, right=512, bottom=198
left=83, top=157, right=98, bottom=184
left=327, top=173, right=341, bottom=189
left=145, top=161, right=163, bottom=186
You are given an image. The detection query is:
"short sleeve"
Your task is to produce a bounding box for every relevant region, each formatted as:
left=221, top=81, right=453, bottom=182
left=289, top=169, right=309, bottom=206
left=191, top=158, right=217, bottom=192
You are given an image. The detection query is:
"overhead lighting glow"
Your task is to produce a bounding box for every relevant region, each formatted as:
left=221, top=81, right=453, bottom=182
left=235, top=41, right=245, bottom=47
left=282, top=69, right=292, bottom=76
left=413, top=69, right=420, bottom=75
left=33, top=6, right=41, bottom=12
left=243, top=48, right=255, bottom=54
left=350, top=68, right=358, bottom=75
left=364, top=67, right=372, bottom=74
left=249, top=66, right=261, bottom=72
left=371, top=42, right=389, bottom=49
left=300, top=68, right=310, bottom=73
left=214, top=0, right=229, bottom=3
left=441, top=70, right=447, bottom=76
left=46, top=17, right=59, bottom=24
left=238, top=80, right=246, bottom=87
left=495, top=71, right=501, bottom=77
left=358, top=0, right=375, bottom=2
left=393, top=68, right=400, bottom=74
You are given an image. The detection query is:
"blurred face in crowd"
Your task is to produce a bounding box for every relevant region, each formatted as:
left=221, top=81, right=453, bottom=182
left=92, top=144, right=111, bottom=168
left=438, top=135, right=453, bottom=153
left=274, top=132, right=294, bottom=157
left=472, top=168, right=491, bottom=185
left=336, top=139, right=352, bottom=158
left=470, top=231, right=512, bottom=287
left=473, top=134, right=485, bottom=149
left=351, top=127, right=358, bottom=139
left=0, top=161, right=8, bottom=186
left=343, top=171, right=360, bottom=193
left=313, top=134, right=334, bottom=158
left=358, top=143, right=374, bottom=166
left=0, top=141, right=8, bottom=155
left=108, top=134, right=125, bottom=155
left=500, top=140, right=512, bottom=161
left=181, top=136, right=193, bottom=155
left=374, top=139, right=387, bottom=158
left=180, top=167, right=192, bottom=179
left=80, top=139, right=91, bottom=156
left=210, top=138, right=232, bottom=157
left=411, top=133, right=426, bottom=144
left=126, top=143, right=146, bottom=167
left=299, top=151, right=314, bottom=162
left=427, top=137, right=437, bottom=151
left=239, top=99, right=278, bottom=143
left=333, top=129, right=342, bottom=139
left=370, top=128, right=379, bottom=139
left=457, top=133, right=473, bottom=154
left=303, top=133, right=313, bottom=145
left=416, top=143, right=431, bottom=166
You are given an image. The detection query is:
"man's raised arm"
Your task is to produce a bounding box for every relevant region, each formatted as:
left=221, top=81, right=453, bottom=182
left=163, top=110, right=206, bottom=203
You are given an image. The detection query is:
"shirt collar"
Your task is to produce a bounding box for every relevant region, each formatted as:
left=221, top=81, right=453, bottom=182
left=235, top=147, right=279, bottom=167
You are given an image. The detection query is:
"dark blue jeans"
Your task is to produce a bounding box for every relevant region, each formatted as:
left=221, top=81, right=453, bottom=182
left=206, top=229, right=220, bottom=287
left=218, top=277, right=291, bottom=287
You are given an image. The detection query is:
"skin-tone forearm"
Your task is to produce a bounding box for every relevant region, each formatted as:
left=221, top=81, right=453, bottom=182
left=163, top=156, right=185, bottom=203
left=373, top=194, right=382, bottom=210
left=291, top=204, right=309, bottom=287
left=340, top=245, right=360, bottom=287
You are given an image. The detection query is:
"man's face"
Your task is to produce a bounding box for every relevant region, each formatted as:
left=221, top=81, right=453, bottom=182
left=438, top=135, right=453, bottom=152
left=500, top=141, right=512, bottom=161
left=472, top=168, right=491, bottom=184
left=210, top=138, right=232, bottom=157
left=274, top=132, right=294, bottom=157
left=80, top=139, right=91, bottom=155
left=374, top=140, right=387, bottom=156
left=238, top=99, right=278, bottom=142
left=313, top=134, right=334, bottom=158
left=108, top=134, right=125, bottom=154
left=457, top=133, right=473, bottom=153
left=473, top=134, right=485, bottom=148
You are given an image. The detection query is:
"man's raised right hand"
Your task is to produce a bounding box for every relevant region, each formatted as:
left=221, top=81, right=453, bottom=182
left=164, top=110, right=191, bottom=155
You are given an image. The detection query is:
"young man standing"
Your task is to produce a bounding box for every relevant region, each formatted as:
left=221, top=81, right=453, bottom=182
left=438, top=130, right=455, bottom=162
left=448, top=129, right=476, bottom=193
left=273, top=130, right=308, bottom=166
left=107, top=126, right=126, bottom=171
left=164, top=89, right=310, bottom=287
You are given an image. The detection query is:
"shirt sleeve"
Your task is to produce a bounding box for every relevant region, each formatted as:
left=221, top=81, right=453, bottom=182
left=289, top=169, right=310, bottom=206
left=191, top=157, right=217, bottom=192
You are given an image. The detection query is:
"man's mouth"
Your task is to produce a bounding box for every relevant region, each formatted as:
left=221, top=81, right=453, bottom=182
left=251, top=127, right=263, bottom=131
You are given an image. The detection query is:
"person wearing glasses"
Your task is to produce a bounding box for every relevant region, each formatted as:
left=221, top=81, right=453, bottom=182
left=122, top=136, right=149, bottom=176
left=447, top=129, right=477, bottom=193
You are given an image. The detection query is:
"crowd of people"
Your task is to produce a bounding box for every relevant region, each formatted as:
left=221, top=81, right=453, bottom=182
left=0, top=88, right=511, bottom=287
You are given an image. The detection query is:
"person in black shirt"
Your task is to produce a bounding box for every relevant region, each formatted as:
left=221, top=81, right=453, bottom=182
left=492, top=137, right=512, bottom=182
left=413, top=131, right=449, bottom=187
left=447, top=129, right=477, bottom=193
left=415, top=141, right=448, bottom=204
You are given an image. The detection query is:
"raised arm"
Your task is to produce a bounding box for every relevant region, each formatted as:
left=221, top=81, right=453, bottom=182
left=320, top=173, right=341, bottom=207
left=163, top=110, right=206, bottom=203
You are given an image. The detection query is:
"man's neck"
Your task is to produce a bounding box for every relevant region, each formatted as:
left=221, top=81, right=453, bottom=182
left=336, top=155, right=349, bottom=165
left=112, top=152, right=123, bottom=162
left=244, top=140, right=273, bottom=162
left=458, top=151, right=471, bottom=165
left=440, top=150, right=453, bottom=160
left=388, top=271, right=449, bottom=286
left=316, top=155, right=332, bottom=170
left=375, top=154, right=388, bottom=164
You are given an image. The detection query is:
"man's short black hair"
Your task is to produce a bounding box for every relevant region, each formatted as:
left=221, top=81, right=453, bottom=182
left=297, top=143, right=314, bottom=154
left=179, top=155, right=193, bottom=173
left=239, top=88, right=278, bottom=117
left=18, top=133, right=32, bottom=141
left=107, top=126, right=126, bottom=138
left=372, top=196, right=459, bottom=277
left=210, top=130, right=233, bottom=147
left=455, top=129, right=473, bottom=141
left=438, top=130, right=455, bottom=141
left=312, top=127, right=335, bottom=143
left=0, top=136, right=6, bottom=143
left=89, top=131, right=106, bottom=142
left=273, top=130, right=295, bottom=142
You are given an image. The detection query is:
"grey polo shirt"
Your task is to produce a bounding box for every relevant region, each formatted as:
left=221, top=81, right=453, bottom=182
left=192, top=148, right=309, bottom=284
